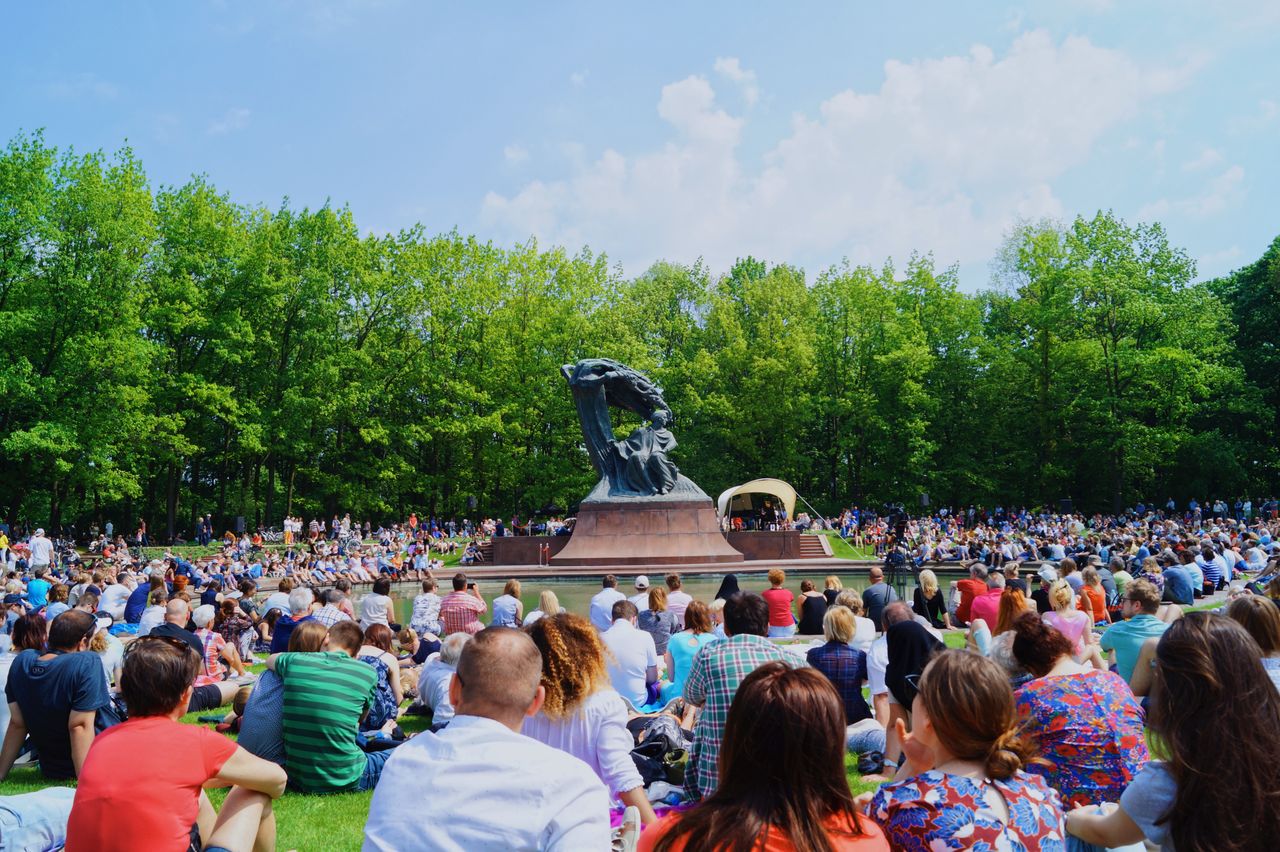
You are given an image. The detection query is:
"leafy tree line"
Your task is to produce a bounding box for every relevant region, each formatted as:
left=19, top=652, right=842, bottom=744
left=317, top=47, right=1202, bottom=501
left=1, top=133, right=1276, bottom=540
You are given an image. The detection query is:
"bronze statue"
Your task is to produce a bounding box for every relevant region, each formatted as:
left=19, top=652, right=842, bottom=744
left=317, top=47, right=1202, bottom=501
left=561, top=358, right=703, bottom=500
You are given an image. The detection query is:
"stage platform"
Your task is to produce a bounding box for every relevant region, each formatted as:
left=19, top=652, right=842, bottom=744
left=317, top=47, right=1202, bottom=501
left=458, top=556, right=863, bottom=579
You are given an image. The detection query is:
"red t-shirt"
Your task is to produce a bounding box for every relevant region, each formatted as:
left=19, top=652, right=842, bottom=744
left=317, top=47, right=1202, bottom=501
left=956, top=578, right=986, bottom=623
left=66, top=716, right=237, bottom=852
left=638, top=810, right=889, bottom=851
left=968, top=588, right=1003, bottom=627
left=761, top=588, right=796, bottom=627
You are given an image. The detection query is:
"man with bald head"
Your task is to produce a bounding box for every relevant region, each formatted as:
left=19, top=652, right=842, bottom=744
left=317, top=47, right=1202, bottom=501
left=149, top=598, right=238, bottom=712
left=363, top=628, right=609, bottom=851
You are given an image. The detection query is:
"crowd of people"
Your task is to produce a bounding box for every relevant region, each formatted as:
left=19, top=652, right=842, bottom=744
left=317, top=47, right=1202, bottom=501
left=0, top=504, right=1278, bottom=850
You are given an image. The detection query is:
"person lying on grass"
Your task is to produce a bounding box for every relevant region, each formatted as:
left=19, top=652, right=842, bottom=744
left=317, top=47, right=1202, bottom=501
left=65, top=634, right=287, bottom=852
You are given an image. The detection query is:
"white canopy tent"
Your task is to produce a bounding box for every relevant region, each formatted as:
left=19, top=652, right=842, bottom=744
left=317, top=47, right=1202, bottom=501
left=716, top=478, right=798, bottom=521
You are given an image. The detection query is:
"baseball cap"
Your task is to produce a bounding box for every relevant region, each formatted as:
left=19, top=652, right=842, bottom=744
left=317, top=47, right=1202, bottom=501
left=1037, top=565, right=1058, bottom=583
left=634, top=575, right=650, bottom=590
left=3, top=593, right=24, bottom=606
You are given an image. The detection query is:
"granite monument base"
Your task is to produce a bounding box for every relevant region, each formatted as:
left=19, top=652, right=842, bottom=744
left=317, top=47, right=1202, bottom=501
left=550, top=498, right=745, bottom=566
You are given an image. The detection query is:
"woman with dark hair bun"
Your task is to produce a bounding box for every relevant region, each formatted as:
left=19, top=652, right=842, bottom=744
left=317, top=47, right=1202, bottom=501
left=641, top=661, right=887, bottom=851
left=1066, top=613, right=1280, bottom=852
left=1010, top=612, right=1147, bottom=808
left=868, top=649, right=1066, bottom=849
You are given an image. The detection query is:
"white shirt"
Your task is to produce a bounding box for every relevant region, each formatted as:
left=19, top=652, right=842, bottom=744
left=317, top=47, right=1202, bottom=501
left=359, top=593, right=391, bottom=630
left=628, top=591, right=651, bottom=610
left=521, top=689, right=644, bottom=798
left=362, top=714, right=610, bottom=852
left=588, top=588, right=626, bottom=631
left=600, top=620, right=657, bottom=706
left=850, top=616, right=876, bottom=654
left=137, top=605, right=165, bottom=637
left=261, top=591, right=291, bottom=615
left=416, top=657, right=458, bottom=722
left=28, top=536, right=53, bottom=566
left=100, top=584, right=132, bottom=619
left=866, top=635, right=890, bottom=696
left=666, top=590, right=693, bottom=626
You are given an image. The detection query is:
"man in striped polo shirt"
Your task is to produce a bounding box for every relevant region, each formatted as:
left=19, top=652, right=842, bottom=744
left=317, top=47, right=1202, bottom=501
left=265, top=620, right=386, bottom=793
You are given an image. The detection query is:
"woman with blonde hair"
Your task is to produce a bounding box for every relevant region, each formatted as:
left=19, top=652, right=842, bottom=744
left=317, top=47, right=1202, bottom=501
left=834, top=590, right=877, bottom=652
left=913, top=569, right=952, bottom=630
left=1045, top=578, right=1106, bottom=670
left=522, top=613, right=657, bottom=825
left=490, top=578, right=523, bottom=627
left=823, top=575, right=844, bottom=607
left=521, top=589, right=561, bottom=626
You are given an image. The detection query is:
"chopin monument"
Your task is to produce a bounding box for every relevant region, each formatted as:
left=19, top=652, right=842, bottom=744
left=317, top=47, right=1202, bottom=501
left=551, top=358, right=744, bottom=566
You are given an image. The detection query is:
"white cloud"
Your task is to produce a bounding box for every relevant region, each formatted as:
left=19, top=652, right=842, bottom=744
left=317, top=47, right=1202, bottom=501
left=570, top=70, right=588, bottom=88
left=207, top=107, right=251, bottom=136
left=713, top=57, right=759, bottom=107
left=482, top=32, right=1192, bottom=276
left=1181, top=147, right=1222, bottom=171
left=504, top=145, right=529, bottom=165
left=1198, top=245, right=1242, bottom=276
left=44, top=73, right=117, bottom=100
left=1138, top=165, right=1246, bottom=220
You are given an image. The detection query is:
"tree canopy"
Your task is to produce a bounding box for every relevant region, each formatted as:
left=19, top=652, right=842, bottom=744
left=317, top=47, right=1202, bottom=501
left=0, top=133, right=1274, bottom=538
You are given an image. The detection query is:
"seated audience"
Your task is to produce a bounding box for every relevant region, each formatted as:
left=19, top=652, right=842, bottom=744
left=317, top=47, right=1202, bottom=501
left=409, top=578, right=442, bottom=636
left=868, top=650, right=1067, bottom=848
left=269, top=587, right=316, bottom=653
left=1099, top=579, right=1168, bottom=683
left=238, top=620, right=329, bottom=767
left=640, top=662, right=888, bottom=851
left=268, top=620, right=383, bottom=793
left=761, top=568, right=796, bottom=638
left=1226, top=594, right=1280, bottom=692
left=807, top=606, right=884, bottom=758
left=523, top=613, right=656, bottom=824
left=357, top=624, right=403, bottom=732
left=796, top=579, right=828, bottom=635
left=64, top=634, right=286, bottom=852
left=440, top=573, right=487, bottom=635
left=490, top=579, right=524, bottom=627
left=660, top=600, right=717, bottom=710
left=912, top=569, right=951, bottom=630
left=413, top=631, right=470, bottom=726
left=522, top=589, right=562, bottom=627
left=1066, top=613, right=1280, bottom=851
left=0, top=611, right=111, bottom=780
left=601, top=600, right=658, bottom=707
left=1010, top=613, right=1147, bottom=807
left=684, top=592, right=798, bottom=801
left=637, top=587, right=678, bottom=656
left=363, top=628, right=611, bottom=850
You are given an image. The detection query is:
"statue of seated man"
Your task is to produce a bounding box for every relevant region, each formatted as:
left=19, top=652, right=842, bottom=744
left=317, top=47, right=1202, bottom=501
left=613, top=410, right=679, bottom=496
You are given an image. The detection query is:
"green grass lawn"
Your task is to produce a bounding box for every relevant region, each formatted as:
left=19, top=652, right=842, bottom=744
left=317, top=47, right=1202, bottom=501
left=810, top=530, right=876, bottom=560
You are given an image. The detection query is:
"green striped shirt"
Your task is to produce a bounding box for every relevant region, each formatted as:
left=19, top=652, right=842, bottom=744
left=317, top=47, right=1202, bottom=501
left=274, top=651, right=377, bottom=793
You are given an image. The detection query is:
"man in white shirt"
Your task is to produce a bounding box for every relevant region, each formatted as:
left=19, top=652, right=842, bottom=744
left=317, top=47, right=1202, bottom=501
left=27, top=529, right=54, bottom=574
left=364, top=627, right=609, bottom=852
left=588, top=575, right=626, bottom=632
left=412, top=632, right=470, bottom=726
left=628, top=575, right=651, bottom=610
left=600, top=601, right=658, bottom=707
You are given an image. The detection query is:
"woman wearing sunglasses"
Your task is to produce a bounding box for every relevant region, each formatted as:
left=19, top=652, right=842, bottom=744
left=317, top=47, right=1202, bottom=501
left=65, top=634, right=287, bottom=852
left=867, top=649, right=1067, bottom=850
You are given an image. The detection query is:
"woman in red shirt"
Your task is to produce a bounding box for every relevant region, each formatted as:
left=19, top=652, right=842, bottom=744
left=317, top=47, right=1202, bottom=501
left=65, top=636, right=286, bottom=852
left=761, top=568, right=796, bottom=638
left=639, top=662, right=888, bottom=851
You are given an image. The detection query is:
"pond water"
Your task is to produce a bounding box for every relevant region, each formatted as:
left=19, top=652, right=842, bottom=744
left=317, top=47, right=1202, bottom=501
left=388, top=568, right=964, bottom=626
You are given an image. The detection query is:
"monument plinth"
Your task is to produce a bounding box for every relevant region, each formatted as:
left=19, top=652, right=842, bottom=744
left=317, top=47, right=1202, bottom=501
left=550, top=358, right=745, bottom=567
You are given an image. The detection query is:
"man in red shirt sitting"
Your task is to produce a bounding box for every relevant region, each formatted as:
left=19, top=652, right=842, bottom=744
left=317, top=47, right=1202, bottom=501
left=954, top=563, right=989, bottom=627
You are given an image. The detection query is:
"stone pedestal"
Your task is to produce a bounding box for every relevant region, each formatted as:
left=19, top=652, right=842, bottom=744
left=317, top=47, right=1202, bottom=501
left=551, top=499, right=745, bottom=566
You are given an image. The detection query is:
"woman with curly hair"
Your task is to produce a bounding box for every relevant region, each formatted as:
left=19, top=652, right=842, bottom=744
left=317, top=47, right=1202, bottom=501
left=1066, top=613, right=1280, bottom=852
left=521, top=612, right=656, bottom=825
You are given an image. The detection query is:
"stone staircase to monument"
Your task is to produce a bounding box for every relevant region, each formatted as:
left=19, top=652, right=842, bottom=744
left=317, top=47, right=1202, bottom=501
left=798, top=535, right=832, bottom=558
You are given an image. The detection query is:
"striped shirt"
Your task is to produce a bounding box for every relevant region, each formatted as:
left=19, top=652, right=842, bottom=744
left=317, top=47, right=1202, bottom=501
left=274, top=651, right=377, bottom=793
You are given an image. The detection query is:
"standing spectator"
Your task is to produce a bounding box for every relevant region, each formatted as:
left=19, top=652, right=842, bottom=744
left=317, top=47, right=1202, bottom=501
left=588, top=575, right=626, bottom=632
left=600, top=601, right=658, bottom=707
left=64, top=635, right=286, bottom=852
left=267, top=620, right=384, bottom=793
left=683, top=593, right=800, bottom=801
left=1099, top=579, right=1169, bottom=683
left=861, top=567, right=899, bottom=629
left=641, top=664, right=888, bottom=851
left=761, top=568, right=796, bottom=638
left=27, top=530, right=53, bottom=577
left=439, top=573, right=486, bottom=635
left=0, top=611, right=111, bottom=780
left=1010, top=613, right=1148, bottom=807
left=523, top=613, right=656, bottom=825
left=664, top=573, right=692, bottom=627
left=364, top=628, right=611, bottom=851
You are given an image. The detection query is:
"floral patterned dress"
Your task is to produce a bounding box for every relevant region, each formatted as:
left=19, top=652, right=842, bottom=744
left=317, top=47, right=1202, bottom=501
left=1015, top=669, right=1148, bottom=808
left=868, top=770, right=1066, bottom=852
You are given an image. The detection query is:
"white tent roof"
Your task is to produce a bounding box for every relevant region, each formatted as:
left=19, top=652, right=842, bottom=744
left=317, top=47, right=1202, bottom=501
left=716, top=478, right=798, bottom=520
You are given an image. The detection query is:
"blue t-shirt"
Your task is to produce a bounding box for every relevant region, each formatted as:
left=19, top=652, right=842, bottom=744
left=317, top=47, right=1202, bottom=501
left=123, top=584, right=150, bottom=624
left=236, top=669, right=285, bottom=766
left=1162, top=566, right=1194, bottom=605
left=1119, top=761, right=1176, bottom=850
left=1101, top=615, right=1169, bottom=682
left=26, top=579, right=51, bottom=608
left=4, top=649, right=111, bottom=778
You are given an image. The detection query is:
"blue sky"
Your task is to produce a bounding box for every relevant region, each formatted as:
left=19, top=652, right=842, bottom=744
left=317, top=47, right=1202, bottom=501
left=3, top=0, right=1277, bottom=288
